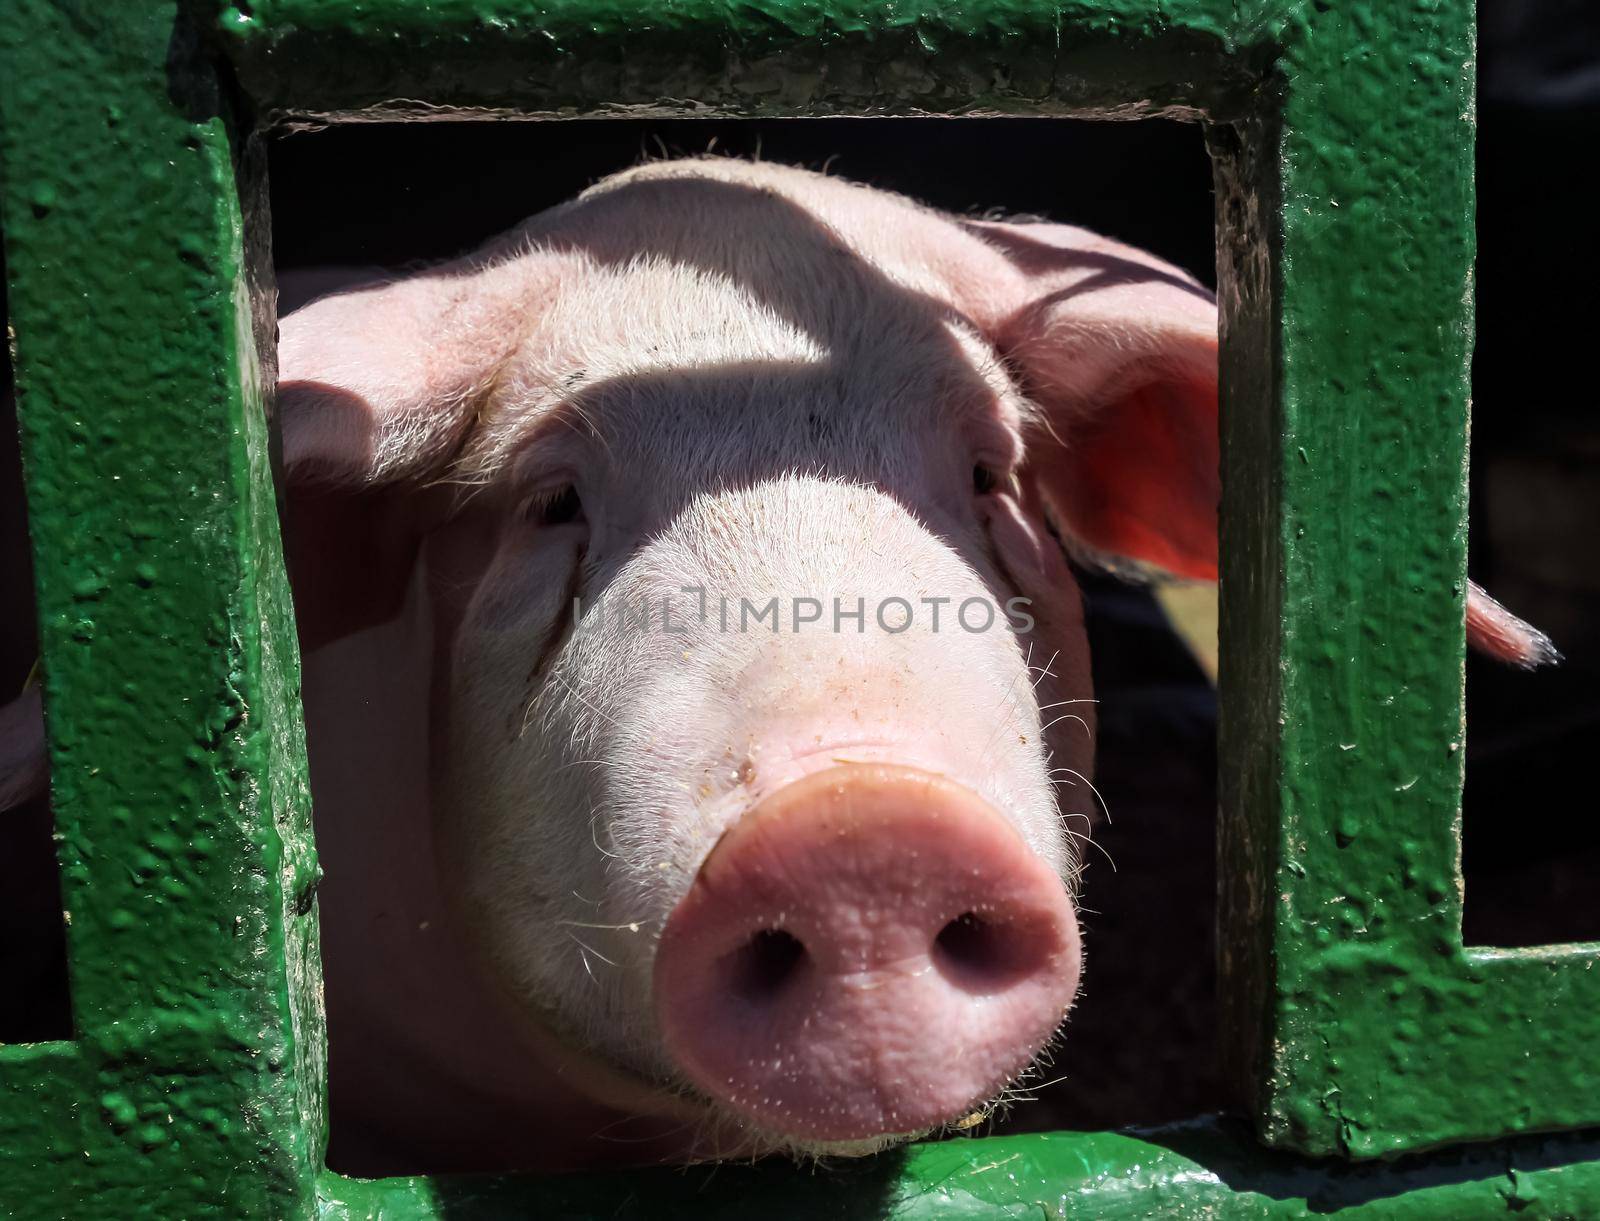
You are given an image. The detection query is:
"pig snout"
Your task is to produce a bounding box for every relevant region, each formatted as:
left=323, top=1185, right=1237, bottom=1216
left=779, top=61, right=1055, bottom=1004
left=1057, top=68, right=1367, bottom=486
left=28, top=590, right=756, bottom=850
left=653, top=763, right=1080, bottom=1144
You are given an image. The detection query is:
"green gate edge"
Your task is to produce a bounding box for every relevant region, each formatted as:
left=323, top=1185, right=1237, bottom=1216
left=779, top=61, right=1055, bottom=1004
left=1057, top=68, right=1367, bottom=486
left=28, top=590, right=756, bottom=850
left=1, top=1, right=320, bottom=1216
left=316, top=1120, right=1600, bottom=1219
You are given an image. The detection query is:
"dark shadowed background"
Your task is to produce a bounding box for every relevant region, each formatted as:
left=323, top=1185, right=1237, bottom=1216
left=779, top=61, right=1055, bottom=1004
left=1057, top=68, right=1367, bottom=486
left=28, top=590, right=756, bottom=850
left=2, top=0, right=1596, bottom=1157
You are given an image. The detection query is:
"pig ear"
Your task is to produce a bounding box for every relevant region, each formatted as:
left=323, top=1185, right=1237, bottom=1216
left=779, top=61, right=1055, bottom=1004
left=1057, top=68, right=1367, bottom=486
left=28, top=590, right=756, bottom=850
left=963, top=219, right=1220, bottom=581
left=275, top=256, right=537, bottom=648
left=277, top=255, right=532, bottom=488
left=1466, top=581, right=1560, bottom=669
left=960, top=220, right=1559, bottom=668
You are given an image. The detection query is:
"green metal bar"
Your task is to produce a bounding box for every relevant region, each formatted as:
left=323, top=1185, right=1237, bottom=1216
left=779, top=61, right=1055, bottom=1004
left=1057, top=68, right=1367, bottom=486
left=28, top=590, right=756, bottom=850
left=0, top=1, right=324, bottom=1214
left=1217, top=1, right=1600, bottom=1158
left=212, top=0, right=1276, bottom=122
left=316, top=1119, right=1600, bottom=1219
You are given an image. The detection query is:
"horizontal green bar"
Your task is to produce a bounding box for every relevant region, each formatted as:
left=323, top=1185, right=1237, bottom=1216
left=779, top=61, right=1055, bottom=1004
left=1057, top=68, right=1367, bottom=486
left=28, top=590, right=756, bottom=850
left=209, top=0, right=1284, bottom=122
left=1, top=1031, right=307, bottom=1216
left=319, top=1119, right=1600, bottom=1219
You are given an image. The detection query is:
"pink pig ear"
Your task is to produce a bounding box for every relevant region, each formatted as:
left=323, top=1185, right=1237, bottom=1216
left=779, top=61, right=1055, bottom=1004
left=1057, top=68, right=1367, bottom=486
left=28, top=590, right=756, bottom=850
left=277, top=253, right=535, bottom=488
left=274, top=253, right=544, bottom=648
left=962, top=220, right=1220, bottom=581
left=1466, top=581, right=1561, bottom=669
left=961, top=220, right=1558, bottom=668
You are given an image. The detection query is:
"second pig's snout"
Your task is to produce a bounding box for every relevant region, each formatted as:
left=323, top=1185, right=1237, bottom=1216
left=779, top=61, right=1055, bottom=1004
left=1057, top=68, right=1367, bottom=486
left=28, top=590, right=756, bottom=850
left=652, top=763, right=1081, bottom=1144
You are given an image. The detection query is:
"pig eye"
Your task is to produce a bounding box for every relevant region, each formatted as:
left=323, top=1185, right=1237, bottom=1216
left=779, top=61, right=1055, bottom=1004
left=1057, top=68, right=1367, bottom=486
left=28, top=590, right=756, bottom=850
left=528, top=485, right=584, bottom=527
left=972, top=465, right=1000, bottom=495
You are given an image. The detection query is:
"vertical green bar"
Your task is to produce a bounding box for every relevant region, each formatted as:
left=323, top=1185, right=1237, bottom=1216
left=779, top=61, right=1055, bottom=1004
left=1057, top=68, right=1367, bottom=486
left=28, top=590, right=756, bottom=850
left=1219, top=0, right=1600, bottom=1160
left=1261, top=0, right=1478, bottom=1155
left=1215, top=0, right=1600, bottom=1159
left=0, top=2, right=323, bottom=1214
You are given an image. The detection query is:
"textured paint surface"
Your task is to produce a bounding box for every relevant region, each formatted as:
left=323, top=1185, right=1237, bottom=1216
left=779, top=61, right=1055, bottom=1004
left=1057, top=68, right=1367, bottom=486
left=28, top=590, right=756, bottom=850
left=215, top=0, right=1272, bottom=123
left=1, top=0, right=1598, bottom=1216
left=1213, top=0, right=1600, bottom=1160
left=317, top=1120, right=1600, bottom=1218
left=0, top=1, right=323, bottom=1216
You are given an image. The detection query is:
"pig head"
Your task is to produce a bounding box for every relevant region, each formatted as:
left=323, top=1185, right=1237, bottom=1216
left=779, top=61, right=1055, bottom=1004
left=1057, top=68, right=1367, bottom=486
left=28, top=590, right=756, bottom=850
left=270, top=155, right=1535, bottom=1166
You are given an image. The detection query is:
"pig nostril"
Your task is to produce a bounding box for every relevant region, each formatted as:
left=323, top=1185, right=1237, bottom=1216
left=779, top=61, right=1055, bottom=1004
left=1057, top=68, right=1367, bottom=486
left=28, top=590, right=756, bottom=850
left=933, top=911, right=1045, bottom=995
left=726, top=928, right=807, bottom=1003
left=935, top=911, right=995, bottom=974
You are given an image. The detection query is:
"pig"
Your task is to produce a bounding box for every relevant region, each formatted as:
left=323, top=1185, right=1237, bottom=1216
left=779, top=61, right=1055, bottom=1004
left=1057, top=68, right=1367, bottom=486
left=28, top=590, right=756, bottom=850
left=0, top=157, right=1556, bottom=1175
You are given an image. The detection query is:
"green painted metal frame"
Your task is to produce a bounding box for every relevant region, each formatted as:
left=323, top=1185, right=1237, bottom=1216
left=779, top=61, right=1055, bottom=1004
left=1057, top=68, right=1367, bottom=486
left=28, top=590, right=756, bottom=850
left=1, top=0, right=1596, bottom=1215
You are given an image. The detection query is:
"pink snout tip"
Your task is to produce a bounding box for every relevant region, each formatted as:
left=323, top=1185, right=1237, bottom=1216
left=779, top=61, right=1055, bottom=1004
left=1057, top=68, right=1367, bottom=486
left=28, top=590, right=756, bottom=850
left=653, top=763, right=1081, bottom=1144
